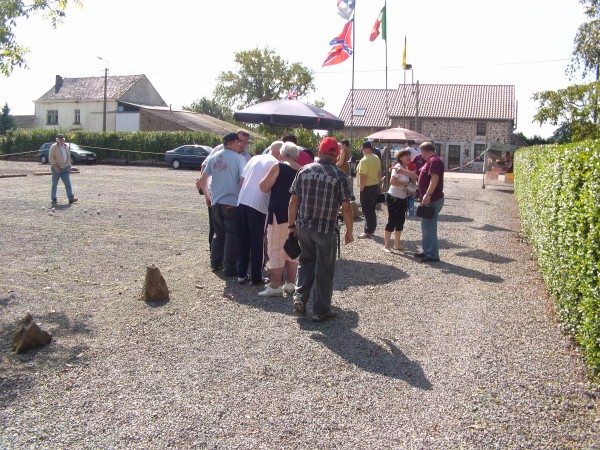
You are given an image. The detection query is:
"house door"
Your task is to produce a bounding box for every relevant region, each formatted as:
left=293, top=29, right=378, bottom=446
left=447, top=144, right=462, bottom=170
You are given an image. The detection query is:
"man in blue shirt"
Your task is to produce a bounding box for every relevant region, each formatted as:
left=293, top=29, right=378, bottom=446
left=198, top=132, right=247, bottom=276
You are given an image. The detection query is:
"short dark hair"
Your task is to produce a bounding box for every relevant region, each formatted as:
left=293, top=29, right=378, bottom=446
left=281, top=133, right=297, bottom=144
left=420, top=141, right=435, bottom=152
left=340, top=139, right=350, bottom=147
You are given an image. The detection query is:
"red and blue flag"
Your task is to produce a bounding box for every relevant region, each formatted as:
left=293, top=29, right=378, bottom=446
left=323, top=20, right=353, bottom=67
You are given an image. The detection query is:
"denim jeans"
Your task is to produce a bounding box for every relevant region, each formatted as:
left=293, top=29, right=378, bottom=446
left=421, top=197, right=444, bottom=259
left=51, top=166, right=74, bottom=201
left=236, top=204, right=267, bottom=284
left=360, top=184, right=379, bottom=234
left=293, top=227, right=337, bottom=316
left=210, top=204, right=239, bottom=275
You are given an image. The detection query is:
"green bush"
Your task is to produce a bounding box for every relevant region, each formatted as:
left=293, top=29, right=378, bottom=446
left=0, top=129, right=222, bottom=162
left=515, top=141, right=600, bottom=376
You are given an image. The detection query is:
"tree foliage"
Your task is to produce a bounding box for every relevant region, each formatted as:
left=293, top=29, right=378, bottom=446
left=213, top=47, right=315, bottom=110
left=569, top=19, right=600, bottom=80
left=0, top=103, right=15, bottom=134
left=533, top=81, right=600, bottom=142
left=0, top=0, right=82, bottom=76
left=183, top=97, right=233, bottom=122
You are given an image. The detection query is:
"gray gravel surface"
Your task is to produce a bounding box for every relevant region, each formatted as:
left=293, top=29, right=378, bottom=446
left=0, top=161, right=599, bottom=449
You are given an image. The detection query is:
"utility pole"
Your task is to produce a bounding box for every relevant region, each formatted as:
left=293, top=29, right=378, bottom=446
left=97, top=57, right=109, bottom=132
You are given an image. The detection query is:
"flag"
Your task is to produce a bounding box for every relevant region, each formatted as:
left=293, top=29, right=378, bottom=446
left=369, top=5, right=386, bottom=42
left=286, top=86, right=298, bottom=100
left=323, top=20, right=353, bottom=67
left=337, top=0, right=355, bottom=20
left=402, top=36, right=407, bottom=69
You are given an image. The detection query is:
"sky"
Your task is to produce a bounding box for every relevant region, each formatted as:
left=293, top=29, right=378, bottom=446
left=0, top=0, right=589, bottom=138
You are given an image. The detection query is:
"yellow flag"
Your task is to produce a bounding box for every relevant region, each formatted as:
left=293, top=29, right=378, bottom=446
left=402, top=36, right=407, bottom=69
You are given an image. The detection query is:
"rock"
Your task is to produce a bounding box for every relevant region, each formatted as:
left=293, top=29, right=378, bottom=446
left=11, top=313, right=52, bottom=354
left=140, top=265, right=169, bottom=302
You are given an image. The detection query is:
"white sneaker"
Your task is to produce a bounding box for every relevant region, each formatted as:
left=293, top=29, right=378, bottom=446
left=258, top=286, right=284, bottom=297
left=283, top=283, right=295, bottom=294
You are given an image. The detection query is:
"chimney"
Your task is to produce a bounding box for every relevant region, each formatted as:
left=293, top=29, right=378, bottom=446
left=55, top=75, right=63, bottom=94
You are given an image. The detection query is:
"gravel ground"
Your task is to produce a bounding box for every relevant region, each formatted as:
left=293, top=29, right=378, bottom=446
left=0, top=160, right=599, bottom=449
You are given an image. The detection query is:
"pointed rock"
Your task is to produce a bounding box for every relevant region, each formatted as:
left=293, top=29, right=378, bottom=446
left=140, top=265, right=169, bottom=302
left=11, top=313, right=52, bottom=354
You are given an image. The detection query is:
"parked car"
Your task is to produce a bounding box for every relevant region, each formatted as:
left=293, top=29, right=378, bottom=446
left=38, top=142, right=97, bottom=165
left=165, top=145, right=212, bottom=169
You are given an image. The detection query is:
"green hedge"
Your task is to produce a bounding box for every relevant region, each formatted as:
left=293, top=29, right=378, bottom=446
left=514, top=141, right=600, bottom=375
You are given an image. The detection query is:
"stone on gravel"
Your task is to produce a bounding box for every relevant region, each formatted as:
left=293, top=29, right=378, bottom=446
left=11, top=313, right=52, bottom=354
left=140, top=265, right=169, bottom=302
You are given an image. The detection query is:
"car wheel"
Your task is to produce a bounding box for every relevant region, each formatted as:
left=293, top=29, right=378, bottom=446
left=40, top=155, right=48, bottom=164
left=172, top=159, right=181, bottom=169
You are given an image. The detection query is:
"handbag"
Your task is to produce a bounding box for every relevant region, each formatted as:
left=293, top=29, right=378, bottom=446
left=416, top=204, right=434, bottom=219
left=376, top=193, right=386, bottom=204
left=284, top=233, right=301, bottom=259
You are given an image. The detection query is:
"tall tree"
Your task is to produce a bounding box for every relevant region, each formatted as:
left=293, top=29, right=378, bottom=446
left=533, top=81, right=600, bottom=141
left=0, top=103, right=16, bottom=134
left=183, top=97, right=233, bottom=122
left=0, top=0, right=82, bottom=76
left=213, top=47, right=315, bottom=110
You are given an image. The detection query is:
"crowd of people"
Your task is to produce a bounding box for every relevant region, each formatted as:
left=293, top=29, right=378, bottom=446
left=196, top=130, right=445, bottom=322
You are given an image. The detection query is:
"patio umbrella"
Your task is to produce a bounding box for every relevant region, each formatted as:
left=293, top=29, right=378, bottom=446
left=233, top=99, right=344, bottom=130
left=365, top=127, right=430, bottom=143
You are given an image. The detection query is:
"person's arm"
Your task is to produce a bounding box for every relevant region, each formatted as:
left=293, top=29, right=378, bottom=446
left=259, top=164, right=279, bottom=193
left=421, top=173, right=439, bottom=206
left=396, top=167, right=418, bottom=179
left=197, top=173, right=211, bottom=206
left=359, top=173, right=367, bottom=191
left=287, top=194, right=299, bottom=237
left=390, top=174, right=408, bottom=187
left=341, top=201, right=354, bottom=244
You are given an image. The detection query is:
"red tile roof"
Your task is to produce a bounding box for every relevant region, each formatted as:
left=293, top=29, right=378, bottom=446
left=339, top=84, right=515, bottom=127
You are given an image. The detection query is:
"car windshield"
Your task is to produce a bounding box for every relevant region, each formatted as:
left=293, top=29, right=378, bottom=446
left=68, top=143, right=82, bottom=151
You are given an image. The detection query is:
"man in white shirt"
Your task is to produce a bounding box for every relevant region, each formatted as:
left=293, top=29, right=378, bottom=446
left=49, top=134, right=77, bottom=204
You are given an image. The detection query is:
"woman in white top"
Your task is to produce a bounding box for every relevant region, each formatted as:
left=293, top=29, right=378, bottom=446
left=384, top=149, right=414, bottom=252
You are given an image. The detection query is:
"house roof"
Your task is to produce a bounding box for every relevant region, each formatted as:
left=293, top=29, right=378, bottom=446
left=37, top=75, right=155, bottom=103
left=137, top=106, right=263, bottom=139
left=339, top=84, right=515, bottom=127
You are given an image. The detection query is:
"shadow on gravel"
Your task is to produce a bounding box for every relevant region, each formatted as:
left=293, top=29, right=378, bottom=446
left=299, top=311, right=433, bottom=389
left=333, top=259, right=409, bottom=290
left=435, top=261, right=504, bottom=283
left=0, top=310, right=93, bottom=407
left=438, top=214, right=474, bottom=223
left=455, top=249, right=515, bottom=264
left=470, top=223, right=513, bottom=233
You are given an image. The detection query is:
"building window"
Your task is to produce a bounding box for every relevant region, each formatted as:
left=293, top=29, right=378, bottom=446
left=353, top=108, right=366, bottom=116
left=434, top=143, right=442, bottom=155
left=474, top=143, right=487, bottom=161
left=476, top=122, right=486, bottom=136
left=74, top=109, right=81, bottom=125
left=47, top=110, right=58, bottom=125
left=409, top=120, right=422, bottom=133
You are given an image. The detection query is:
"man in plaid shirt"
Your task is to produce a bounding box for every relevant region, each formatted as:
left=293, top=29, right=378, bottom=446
left=288, top=137, right=354, bottom=322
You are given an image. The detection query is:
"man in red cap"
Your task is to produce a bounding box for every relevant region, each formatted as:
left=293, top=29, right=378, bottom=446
left=288, top=136, right=354, bottom=322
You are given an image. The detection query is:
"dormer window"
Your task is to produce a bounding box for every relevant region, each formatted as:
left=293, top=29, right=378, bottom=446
left=353, top=108, right=366, bottom=116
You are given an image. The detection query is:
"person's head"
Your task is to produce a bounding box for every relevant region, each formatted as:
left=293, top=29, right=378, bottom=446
left=223, top=131, right=239, bottom=148
left=419, top=141, right=436, bottom=158
left=281, top=132, right=297, bottom=144
left=397, top=148, right=413, bottom=165
left=340, top=139, right=350, bottom=148
left=56, top=134, right=65, bottom=143
left=362, top=141, right=373, bottom=154
left=280, top=142, right=299, bottom=161
left=318, top=137, right=340, bottom=161
left=269, top=140, right=284, bottom=160
left=237, top=129, right=250, bottom=152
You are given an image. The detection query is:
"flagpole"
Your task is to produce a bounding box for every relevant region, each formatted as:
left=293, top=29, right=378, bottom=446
left=384, top=0, right=389, bottom=126
left=350, top=16, right=355, bottom=144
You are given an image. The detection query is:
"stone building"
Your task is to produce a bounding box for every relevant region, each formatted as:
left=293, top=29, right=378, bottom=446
left=338, top=84, right=516, bottom=171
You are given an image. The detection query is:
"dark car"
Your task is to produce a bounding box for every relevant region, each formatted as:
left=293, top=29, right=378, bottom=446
left=38, top=142, right=97, bottom=165
left=165, top=145, right=212, bottom=169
